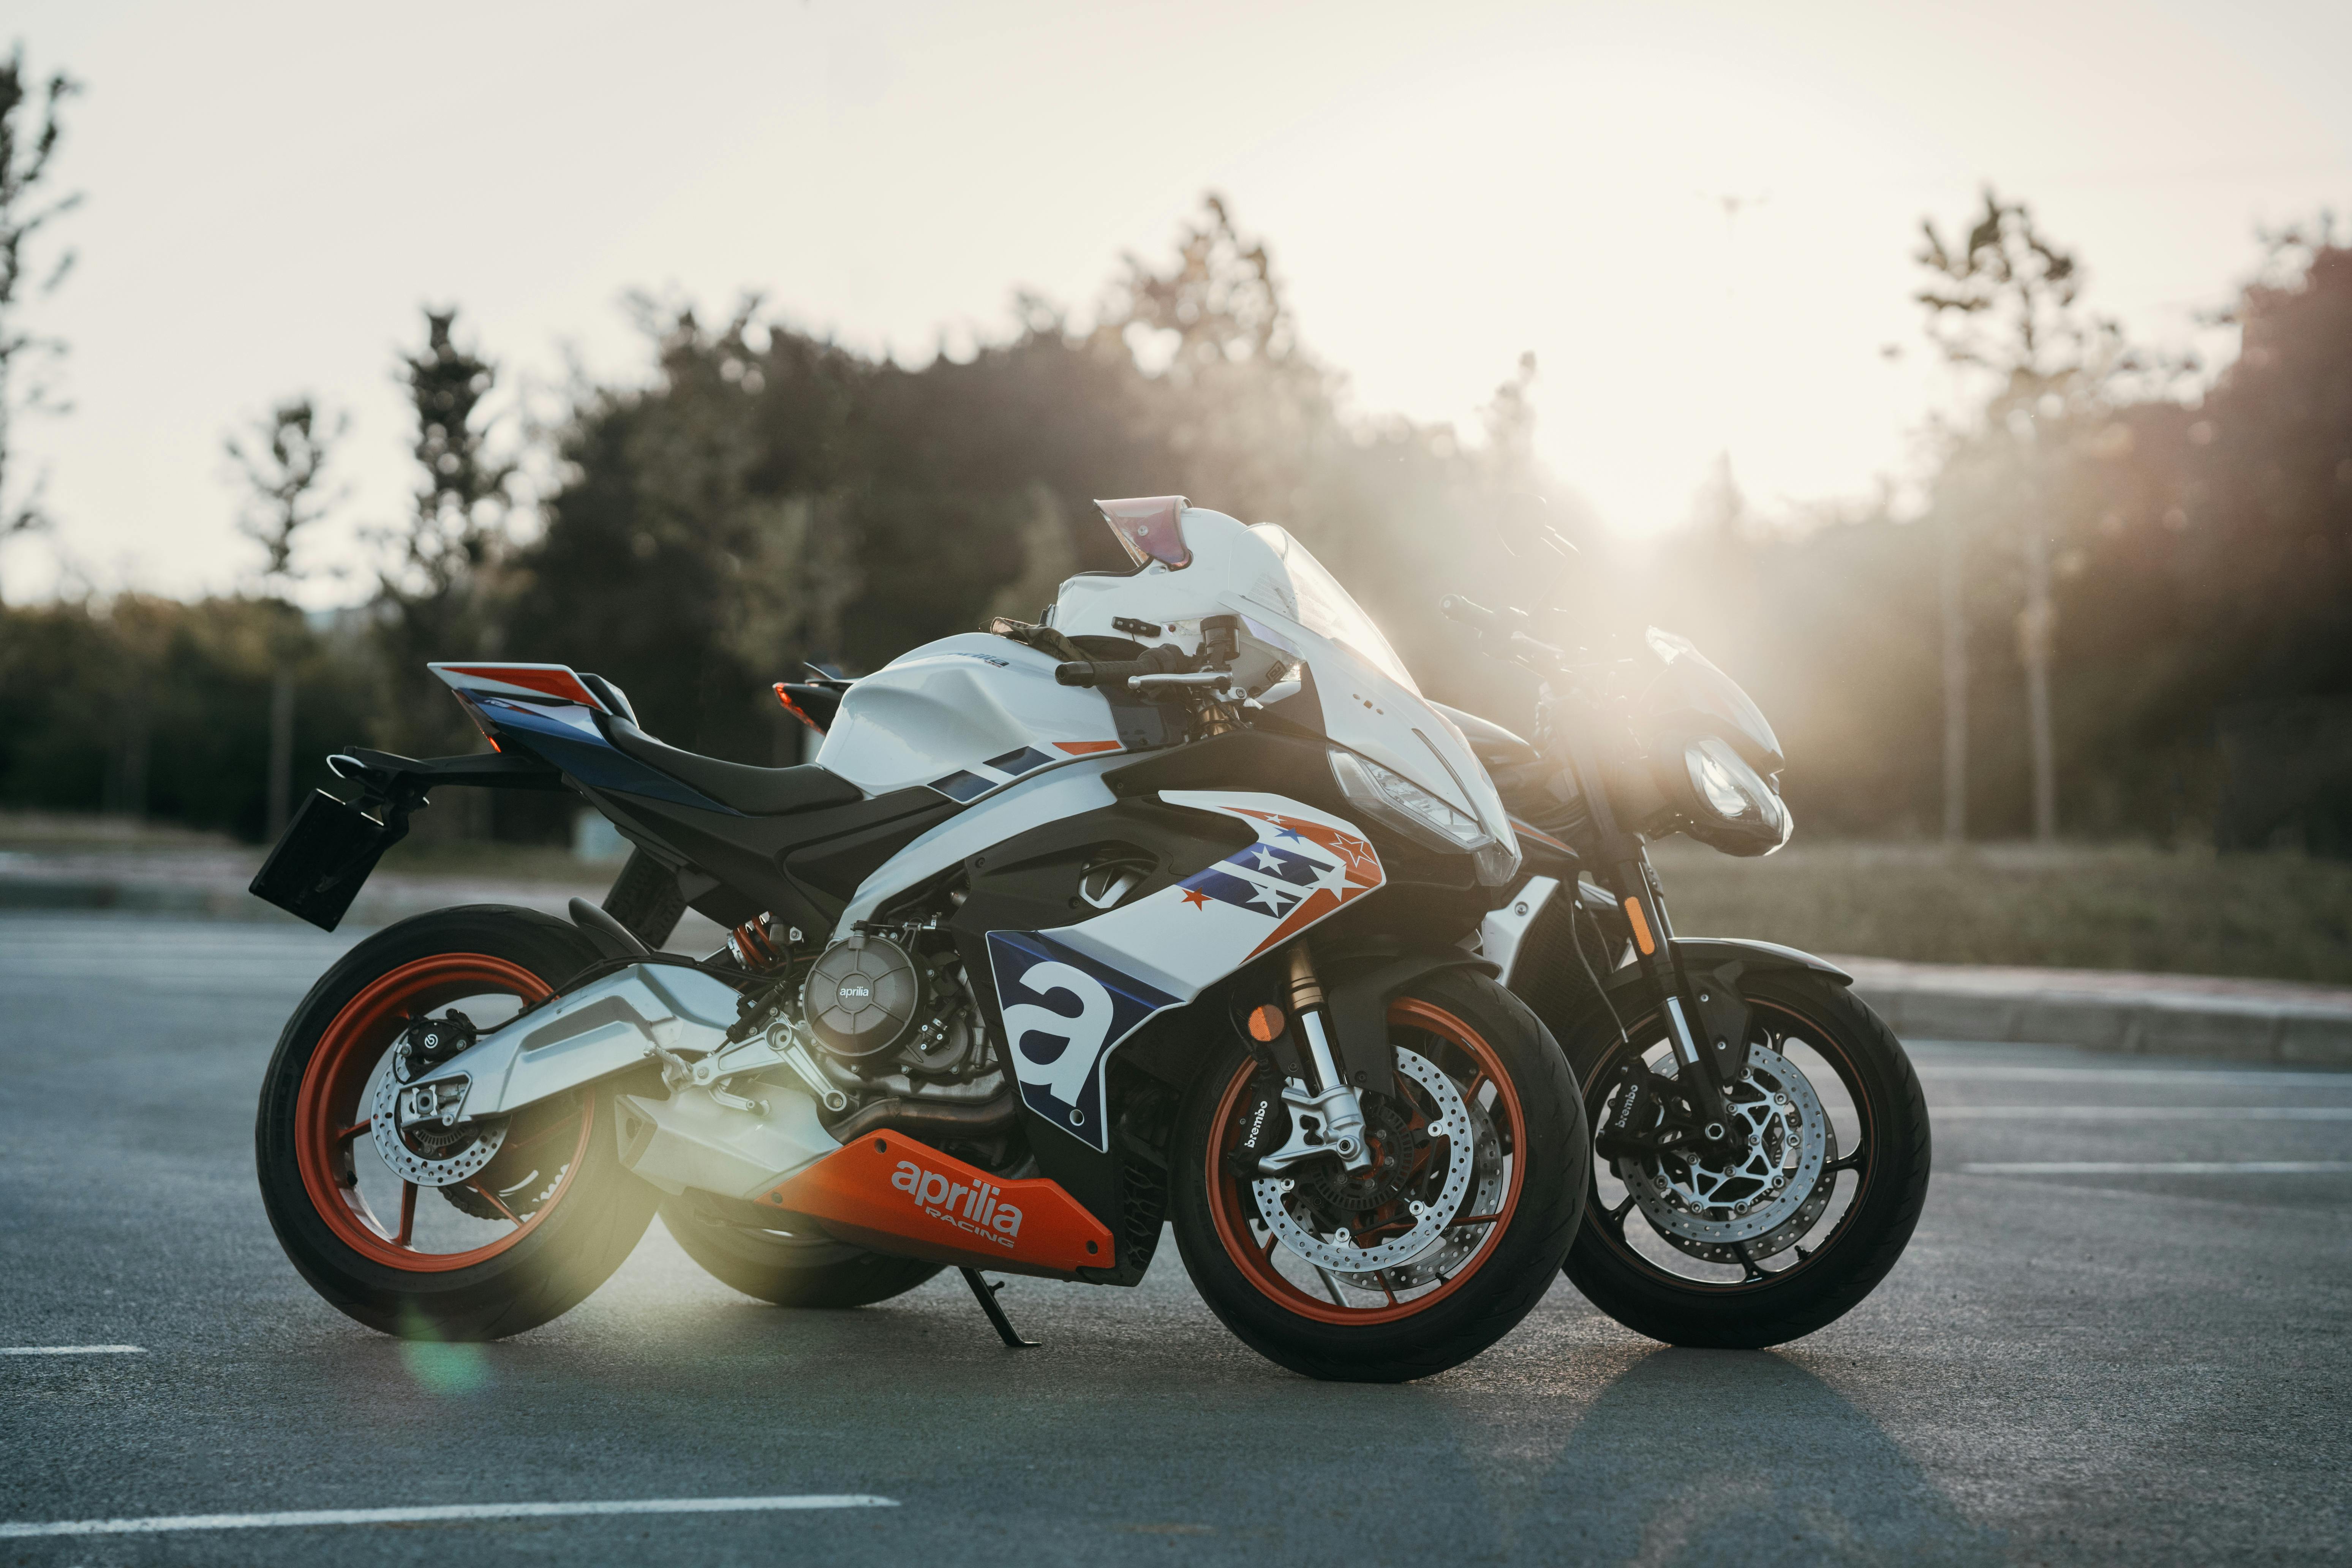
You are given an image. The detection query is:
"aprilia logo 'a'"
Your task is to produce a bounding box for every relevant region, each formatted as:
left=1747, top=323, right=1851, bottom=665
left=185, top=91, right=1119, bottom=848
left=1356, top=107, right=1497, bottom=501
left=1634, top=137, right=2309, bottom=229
left=890, top=1159, right=1023, bottom=1248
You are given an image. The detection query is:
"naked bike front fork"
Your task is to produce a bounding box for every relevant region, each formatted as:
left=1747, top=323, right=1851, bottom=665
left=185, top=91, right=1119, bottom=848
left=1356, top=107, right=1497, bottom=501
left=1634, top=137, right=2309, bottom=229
left=1550, top=726, right=1750, bottom=1144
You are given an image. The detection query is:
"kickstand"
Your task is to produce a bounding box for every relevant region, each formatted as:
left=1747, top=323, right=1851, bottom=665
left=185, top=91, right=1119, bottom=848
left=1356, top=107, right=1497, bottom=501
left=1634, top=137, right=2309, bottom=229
left=959, top=1267, right=1039, bottom=1349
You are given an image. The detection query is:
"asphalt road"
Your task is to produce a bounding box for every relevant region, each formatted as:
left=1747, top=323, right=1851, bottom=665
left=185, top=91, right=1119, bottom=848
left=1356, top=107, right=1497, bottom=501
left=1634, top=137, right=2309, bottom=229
left=2, top=911, right=2347, bottom=1566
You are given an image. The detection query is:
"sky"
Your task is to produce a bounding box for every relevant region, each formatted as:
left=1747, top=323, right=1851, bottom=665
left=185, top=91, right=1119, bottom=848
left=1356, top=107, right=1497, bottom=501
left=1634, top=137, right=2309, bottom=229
left=5, top=0, right=2349, bottom=607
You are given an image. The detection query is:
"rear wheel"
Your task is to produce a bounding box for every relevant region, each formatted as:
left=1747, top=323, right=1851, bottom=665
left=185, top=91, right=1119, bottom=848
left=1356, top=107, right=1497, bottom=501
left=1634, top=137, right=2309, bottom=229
left=659, top=1193, right=943, bottom=1308
left=1172, top=969, right=1587, bottom=1383
left=255, top=906, right=660, bottom=1340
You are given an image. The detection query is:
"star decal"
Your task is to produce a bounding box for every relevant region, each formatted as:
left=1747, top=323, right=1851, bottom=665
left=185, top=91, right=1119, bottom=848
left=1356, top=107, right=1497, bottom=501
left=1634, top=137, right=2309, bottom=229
left=1246, top=883, right=1294, bottom=915
left=1250, top=847, right=1285, bottom=872
left=1180, top=887, right=1211, bottom=909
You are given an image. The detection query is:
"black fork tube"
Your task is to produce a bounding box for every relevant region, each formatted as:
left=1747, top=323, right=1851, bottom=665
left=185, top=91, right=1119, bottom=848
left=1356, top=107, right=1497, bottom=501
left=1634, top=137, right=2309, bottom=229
left=1555, top=727, right=1733, bottom=1133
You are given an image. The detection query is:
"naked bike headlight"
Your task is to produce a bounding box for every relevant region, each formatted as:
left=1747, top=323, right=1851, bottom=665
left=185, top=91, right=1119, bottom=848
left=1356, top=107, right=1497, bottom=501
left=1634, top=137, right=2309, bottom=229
left=1664, top=735, right=1792, bottom=858
left=1329, top=749, right=1520, bottom=884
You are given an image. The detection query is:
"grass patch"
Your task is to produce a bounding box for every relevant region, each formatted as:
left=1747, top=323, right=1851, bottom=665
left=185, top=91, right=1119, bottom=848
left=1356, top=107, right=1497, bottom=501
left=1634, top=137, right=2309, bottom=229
left=1649, top=839, right=2352, bottom=985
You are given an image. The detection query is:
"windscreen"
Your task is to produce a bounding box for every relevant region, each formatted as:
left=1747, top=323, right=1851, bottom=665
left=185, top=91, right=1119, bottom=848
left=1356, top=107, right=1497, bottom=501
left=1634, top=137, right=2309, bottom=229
left=1251, top=525, right=1421, bottom=695
left=1643, top=627, right=1783, bottom=770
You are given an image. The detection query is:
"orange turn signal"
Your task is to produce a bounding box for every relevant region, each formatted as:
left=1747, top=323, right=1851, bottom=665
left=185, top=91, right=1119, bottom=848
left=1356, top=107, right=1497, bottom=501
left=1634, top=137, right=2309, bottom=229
left=1623, top=896, right=1655, bottom=956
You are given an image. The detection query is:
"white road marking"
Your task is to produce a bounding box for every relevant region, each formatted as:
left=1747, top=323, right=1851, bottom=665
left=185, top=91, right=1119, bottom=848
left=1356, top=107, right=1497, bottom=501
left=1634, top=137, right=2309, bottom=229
left=0, top=1345, right=144, bottom=1355
left=1933, top=1106, right=2352, bottom=1120
left=1962, top=1161, right=2352, bottom=1175
left=1915, top=1065, right=2352, bottom=1088
left=0, top=1495, right=899, bottom=1539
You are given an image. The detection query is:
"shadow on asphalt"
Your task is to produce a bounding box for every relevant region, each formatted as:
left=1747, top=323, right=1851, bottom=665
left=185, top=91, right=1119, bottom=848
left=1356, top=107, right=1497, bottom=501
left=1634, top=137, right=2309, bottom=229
left=1434, top=1347, right=2006, bottom=1565
left=264, top=1269, right=2002, bottom=1565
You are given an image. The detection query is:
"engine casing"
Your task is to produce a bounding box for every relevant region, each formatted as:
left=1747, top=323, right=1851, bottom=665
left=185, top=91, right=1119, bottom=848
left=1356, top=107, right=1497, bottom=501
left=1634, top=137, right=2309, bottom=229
left=803, top=933, right=924, bottom=1061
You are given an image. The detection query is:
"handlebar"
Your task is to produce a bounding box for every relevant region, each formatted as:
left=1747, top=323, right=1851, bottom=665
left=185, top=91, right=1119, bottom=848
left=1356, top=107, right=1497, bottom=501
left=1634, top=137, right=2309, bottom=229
left=1055, top=658, right=1162, bottom=688
left=1440, top=593, right=1573, bottom=674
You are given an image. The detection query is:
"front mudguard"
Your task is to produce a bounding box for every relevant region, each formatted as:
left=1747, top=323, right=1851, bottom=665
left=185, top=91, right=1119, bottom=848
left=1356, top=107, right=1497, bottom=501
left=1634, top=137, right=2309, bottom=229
left=1320, top=944, right=1502, bottom=1088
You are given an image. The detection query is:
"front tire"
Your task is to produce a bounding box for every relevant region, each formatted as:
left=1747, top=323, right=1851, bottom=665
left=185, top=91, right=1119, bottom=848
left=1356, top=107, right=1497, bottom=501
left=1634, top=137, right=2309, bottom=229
left=255, top=905, right=660, bottom=1341
left=1559, top=969, right=1931, bottom=1348
left=1172, top=969, right=1588, bottom=1383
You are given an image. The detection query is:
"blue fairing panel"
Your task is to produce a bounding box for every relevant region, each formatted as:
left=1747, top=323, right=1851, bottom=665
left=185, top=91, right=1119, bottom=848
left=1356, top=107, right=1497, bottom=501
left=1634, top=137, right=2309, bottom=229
left=465, top=695, right=737, bottom=814
left=986, top=930, right=1180, bottom=1152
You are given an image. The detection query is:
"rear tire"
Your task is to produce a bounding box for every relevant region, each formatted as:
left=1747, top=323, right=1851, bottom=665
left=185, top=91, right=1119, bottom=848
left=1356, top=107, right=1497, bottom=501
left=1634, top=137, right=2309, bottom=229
left=255, top=905, right=660, bottom=1341
left=1172, top=968, right=1587, bottom=1383
left=659, top=1194, right=944, bottom=1308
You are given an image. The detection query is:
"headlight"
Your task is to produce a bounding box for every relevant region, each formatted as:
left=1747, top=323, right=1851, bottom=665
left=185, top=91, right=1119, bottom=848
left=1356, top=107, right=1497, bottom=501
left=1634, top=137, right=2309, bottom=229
left=1665, top=735, right=1792, bottom=857
left=1330, top=750, right=1486, bottom=846
left=1329, top=749, right=1521, bottom=884
left=1688, top=739, right=1755, bottom=819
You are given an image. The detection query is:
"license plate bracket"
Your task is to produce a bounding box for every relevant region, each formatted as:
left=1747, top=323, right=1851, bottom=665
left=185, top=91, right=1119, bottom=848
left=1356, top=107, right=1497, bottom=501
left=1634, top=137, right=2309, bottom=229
left=248, top=790, right=408, bottom=931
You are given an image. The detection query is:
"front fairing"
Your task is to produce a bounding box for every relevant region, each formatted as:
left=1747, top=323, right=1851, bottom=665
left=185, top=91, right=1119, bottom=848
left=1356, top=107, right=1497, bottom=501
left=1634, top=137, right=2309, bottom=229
left=1046, top=507, right=1519, bottom=881
left=1224, top=596, right=1517, bottom=866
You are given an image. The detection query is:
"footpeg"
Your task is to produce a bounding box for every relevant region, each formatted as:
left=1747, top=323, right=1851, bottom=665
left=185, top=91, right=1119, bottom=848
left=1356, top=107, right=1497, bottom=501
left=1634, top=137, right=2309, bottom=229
left=959, top=1268, right=1039, bottom=1349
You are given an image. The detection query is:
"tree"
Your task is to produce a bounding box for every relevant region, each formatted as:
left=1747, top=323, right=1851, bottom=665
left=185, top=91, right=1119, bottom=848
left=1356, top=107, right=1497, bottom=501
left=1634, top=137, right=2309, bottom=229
left=1915, top=188, right=2132, bottom=843
left=228, top=396, right=346, bottom=586
left=226, top=396, right=346, bottom=834
left=0, top=46, right=81, bottom=593
left=395, top=308, right=512, bottom=598
left=376, top=307, right=512, bottom=762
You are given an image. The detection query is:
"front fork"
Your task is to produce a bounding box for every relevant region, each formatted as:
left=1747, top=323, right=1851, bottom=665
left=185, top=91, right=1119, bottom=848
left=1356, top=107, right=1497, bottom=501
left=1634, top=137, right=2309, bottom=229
left=1555, top=729, right=1748, bottom=1137
left=1245, top=943, right=1377, bottom=1176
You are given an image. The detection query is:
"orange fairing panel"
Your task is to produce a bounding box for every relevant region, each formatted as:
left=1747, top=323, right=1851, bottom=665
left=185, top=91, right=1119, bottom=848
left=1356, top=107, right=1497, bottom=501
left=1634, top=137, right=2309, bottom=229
left=1094, top=496, right=1192, bottom=569
left=758, top=1132, right=1113, bottom=1279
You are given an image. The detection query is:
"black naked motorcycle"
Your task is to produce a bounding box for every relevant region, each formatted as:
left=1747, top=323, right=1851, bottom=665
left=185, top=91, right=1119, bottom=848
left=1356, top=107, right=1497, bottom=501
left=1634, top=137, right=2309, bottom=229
left=1431, top=512, right=1930, bottom=1348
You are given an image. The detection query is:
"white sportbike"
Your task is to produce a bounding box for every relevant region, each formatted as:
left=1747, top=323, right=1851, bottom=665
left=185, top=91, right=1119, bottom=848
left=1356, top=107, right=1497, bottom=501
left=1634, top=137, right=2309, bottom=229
left=251, top=499, right=1589, bottom=1381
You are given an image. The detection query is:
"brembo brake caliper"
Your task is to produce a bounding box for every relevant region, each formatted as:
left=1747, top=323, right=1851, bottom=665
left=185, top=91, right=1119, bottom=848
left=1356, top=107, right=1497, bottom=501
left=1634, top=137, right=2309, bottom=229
left=1594, top=1060, right=1698, bottom=1163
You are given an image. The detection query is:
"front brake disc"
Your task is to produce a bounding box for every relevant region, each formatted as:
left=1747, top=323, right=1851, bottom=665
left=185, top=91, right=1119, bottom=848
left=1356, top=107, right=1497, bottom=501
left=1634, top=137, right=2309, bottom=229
left=1616, top=1041, right=1832, bottom=1261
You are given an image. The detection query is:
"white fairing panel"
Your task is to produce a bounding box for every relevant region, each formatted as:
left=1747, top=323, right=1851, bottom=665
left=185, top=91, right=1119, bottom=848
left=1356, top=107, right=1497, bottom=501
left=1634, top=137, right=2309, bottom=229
left=836, top=753, right=1126, bottom=931
left=816, top=633, right=1126, bottom=800
left=1048, top=508, right=1512, bottom=849
left=985, top=790, right=1385, bottom=1150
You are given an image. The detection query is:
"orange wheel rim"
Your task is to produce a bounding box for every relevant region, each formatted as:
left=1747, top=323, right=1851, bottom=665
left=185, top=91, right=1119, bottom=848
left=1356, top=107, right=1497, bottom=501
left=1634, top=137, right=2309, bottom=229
left=294, top=953, right=594, bottom=1273
left=1205, top=997, right=1525, bottom=1326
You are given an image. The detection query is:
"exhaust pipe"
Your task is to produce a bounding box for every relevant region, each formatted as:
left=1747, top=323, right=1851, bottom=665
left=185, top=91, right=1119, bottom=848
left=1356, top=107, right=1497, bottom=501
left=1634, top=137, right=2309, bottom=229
left=831, top=1091, right=1018, bottom=1145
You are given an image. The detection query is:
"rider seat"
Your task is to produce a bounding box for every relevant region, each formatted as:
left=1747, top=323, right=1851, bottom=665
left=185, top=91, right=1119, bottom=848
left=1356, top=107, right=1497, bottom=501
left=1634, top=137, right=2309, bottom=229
left=601, top=714, right=865, bottom=816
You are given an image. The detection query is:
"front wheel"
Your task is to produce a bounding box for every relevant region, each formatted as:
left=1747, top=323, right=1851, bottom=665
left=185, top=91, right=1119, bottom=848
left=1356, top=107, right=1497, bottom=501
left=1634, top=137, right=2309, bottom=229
left=1171, top=969, right=1588, bottom=1383
left=1560, top=969, right=1931, bottom=1348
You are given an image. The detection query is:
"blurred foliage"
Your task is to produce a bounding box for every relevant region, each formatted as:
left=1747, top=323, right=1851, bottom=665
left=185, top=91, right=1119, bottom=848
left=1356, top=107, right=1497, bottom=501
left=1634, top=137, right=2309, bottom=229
left=0, top=192, right=2345, bottom=866
left=0, top=594, right=379, bottom=839
left=0, top=44, right=81, bottom=572
left=501, top=197, right=1548, bottom=771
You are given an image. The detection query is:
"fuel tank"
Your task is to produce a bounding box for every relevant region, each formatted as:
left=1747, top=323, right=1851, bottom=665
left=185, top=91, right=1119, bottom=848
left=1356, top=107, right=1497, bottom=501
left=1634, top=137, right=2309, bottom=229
left=816, top=633, right=1130, bottom=800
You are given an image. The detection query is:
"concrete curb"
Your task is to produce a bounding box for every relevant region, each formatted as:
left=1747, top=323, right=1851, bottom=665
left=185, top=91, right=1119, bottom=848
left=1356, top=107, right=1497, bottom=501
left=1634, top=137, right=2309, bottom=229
left=1834, top=957, right=2352, bottom=1068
